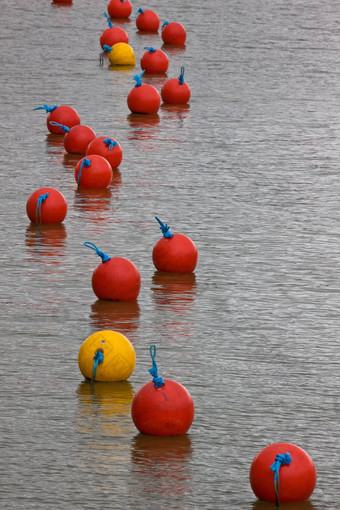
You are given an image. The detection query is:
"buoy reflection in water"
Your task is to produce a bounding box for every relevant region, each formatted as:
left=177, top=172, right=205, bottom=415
left=251, top=500, right=318, bottom=510
left=73, top=188, right=112, bottom=223
left=25, top=224, right=67, bottom=264
left=90, top=299, right=140, bottom=333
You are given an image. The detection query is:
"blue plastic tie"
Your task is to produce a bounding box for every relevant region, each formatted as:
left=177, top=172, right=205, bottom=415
left=91, top=349, right=104, bottom=383
left=35, top=193, right=49, bottom=225
left=103, top=138, right=118, bottom=150
left=178, top=66, right=185, bottom=85
left=148, top=345, right=165, bottom=388
left=33, top=104, right=58, bottom=113
left=155, top=216, right=173, bottom=238
left=77, top=158, right=91, bottom=189
left=83, top=242, right=111, bottom=263
left=162, top=21, right=169, bottom=30
left=49, top=121, right=70, bottom=132
left=144, top=46, right=156, bottom=53
left=133, top=70, right=145, bottom=87
left=270, top=452, right=292, bottom=506
left=104, top=12, right=113, bottom=28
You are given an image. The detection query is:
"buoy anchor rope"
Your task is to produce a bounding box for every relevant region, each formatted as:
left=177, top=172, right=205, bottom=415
left=84, top=242, right=111, bottom=263
left=270, top=452, right=292, bottom=506
left=35, top=193, right=49, bottom=225
left=148, top=345, right=165, bottom=388
left=91, top=349, right=104, bottom=383
left=155, top=216, right=173, bottom=238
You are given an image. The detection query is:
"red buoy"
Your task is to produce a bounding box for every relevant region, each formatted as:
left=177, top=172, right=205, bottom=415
left=26, top=187, right=67, bottom=225
left=141, top=47, right=169, bottom=74
left=127, top=71, right=161, bottom=114
left=100, top=12, right=129, bottom=48
left=250, top=443, right=317, bottom=504
left=131, top=345, right=194, bottom=436
left=161, top=21, right=186, bottom=45
left=75, top=155, right=113, bottom=189
left=49, top=122, right=96, bottom=154
left=53, top=0, right=72, bottom=4
left=161, top=66, right=191, bottom=104
left=107, top=0, right=132, bottom=18
left=136, top=8, right=160, bottom=32
left=86, top=136, right=123, bottom=169
left=84, top=242, right=141, bottom=301
left=34, top=104, right=80, bottom=134
left=152, top=216, right=198, bottom=273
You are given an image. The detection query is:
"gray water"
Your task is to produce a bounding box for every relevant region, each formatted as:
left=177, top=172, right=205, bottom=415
left=1, top=0, right=339, bottom=508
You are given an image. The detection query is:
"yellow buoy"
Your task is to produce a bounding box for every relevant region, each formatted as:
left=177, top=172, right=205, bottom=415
left=78, top=330, right=136, bottom=382
left=108, top=42, right=136, bottom=66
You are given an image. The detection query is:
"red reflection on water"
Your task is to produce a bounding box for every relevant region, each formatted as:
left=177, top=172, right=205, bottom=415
left=90, top=299, right=140, bottom=333
left=63, top=153, right=81, bottom=169
left=45, top=133, right=65, bottom=148
left=151, top=271, right=197, bottom=310
left=161, top=43, right=186, bottom=56
left=127, top=113, right=160, bottom=143
left=25, top=223, right=67, bottom=264
left=251, top=500, right=318, bottom=510
left=73, top=188, right=112, bottom=223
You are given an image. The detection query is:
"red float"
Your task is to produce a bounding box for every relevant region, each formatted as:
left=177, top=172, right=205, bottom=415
left=249, top=442, right=317, bottom=504
left=49, top=122, right=96, bottom=154
left=100, top=12, right=129, bottom=48
left=152, top=216, right=198, bottom=273
left=127, top=71, right=161, bottom=114
left=161, top=21, right=186, bottom=45
left=26, top=187, right=67, bottom=225
left=52, top=0, right=72, bottom=3
left=86, top=136, right=123, bottom=169
left=136, top=8, right=160, bottom=32
left=34, top=104, right=80, bottom=134
left=75, top=155, right=112, bottom=189
left=161, top=66, right=191, bottom=104
left=131, top=345, right=194, bottom=436
left=84, top=242, right=141, bottom=301
left=107, top=0, right=132, bottom=18
left=141, top=47, right=169, bottom=74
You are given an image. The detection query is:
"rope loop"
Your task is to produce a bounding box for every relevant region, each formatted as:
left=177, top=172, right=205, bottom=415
left=270, top=452, right=292, bottom=506
left=103, top=138, right=117, bottom=150
left=155, top=216, right=173, bottom=238
left=136, top=8, right=144, bottom=16
left=77, top=158, right=91, bottom=189
left=144, top=46, right=156, bottom=53
left=162, top=21, right=169, bottom=30
left=103, top=44, right=112, bottom=53
left=148, top=345, right=165, bottom=388
left=33, top=104, right=58, bottom=113
left=133, top=70, right=145, bottom=87
left=91, top=349, right=104, bottom=383
left=83, top=242, right=111, bottom=263
left=104, top=12, right=113, bottom=28
left=178, top=66, right=185, bottom=85
left=49, top=121, right=69, bottom=132
left=35, top=193, right=49, bottom=225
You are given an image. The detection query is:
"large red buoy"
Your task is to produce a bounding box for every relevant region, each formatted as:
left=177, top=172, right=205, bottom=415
left=161, top=66, right=191, bottom=104
left=34, top=104, right=80, bottom=134
left=140, top=47, right=169, bottom=74
left=26, top=187, right=67, bottom=225
left=107, top=0, right=132, bottom=18
left=131, top=345, right=194, bottom=436
left=100, top=12, right=129, bottom=48
left=49, top=122, right=96, bottom=154
left=127, top=71, right=161, bottom=114
left=136, top=8, right=160, bottom=32
left=86, top=136, right=123, bottom=169
left=84, top=242, right=141, bottom=301
left=152, top=216, right=198, bottom=273
left=161, top=21, right=186, bottom=45
left=75, top=155, right=112, bottom=189
left=250, top=443, right=317, bottom=505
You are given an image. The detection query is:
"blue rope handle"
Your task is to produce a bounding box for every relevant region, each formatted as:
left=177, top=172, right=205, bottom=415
left=144, top=46, right=156, bottom=53
left=33, top=104, right=58, bottom=113
left=148, top=345, right=165, bottom=387
left=133, top=70, right=145, bottom=87
left=178, top=66, right=185, bottom=85
left=104, top=12, right=113, bottom=28
left=91, top=349, right=104, bottom=383
left=270, top=452, right=292, bottom=506
left=77, top=158, right=91, bottom=189
left=155, top=216, right=173, bottom=238
left=162, top=21, right=169, bottom=30
left=136, top=7, right=144, bottom=17
left=103, top=138, right=118, bottom=150
left=35, top=193, right=49, bottom=225
left=49, top=121, right=70, bottom=132
left=84, top=242, right=111, bottom=263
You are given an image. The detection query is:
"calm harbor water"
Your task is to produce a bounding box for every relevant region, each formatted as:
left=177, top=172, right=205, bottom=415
left=1, top=0, right=339, bottom=508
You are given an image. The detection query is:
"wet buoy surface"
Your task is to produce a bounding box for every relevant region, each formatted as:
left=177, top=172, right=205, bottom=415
left=161, top=67, right=191, bottom=104
left=34, top=104, right=80, bottom=134
left=127, top=71, right=161, bottom=114
left=100, top=13, right=129, bottom=48
left=78, top=330, right=136, bottom=382
left=161, top=21, right=186, bottom=45
left=136, top=8, right=160, bottom=32
left=26, top=187, right=67, bottom=225
left=49, top=122, right=96, bottom=154
left=140, top=47, right=169, bottom=74
left=107, top=0, right=132, bottom=18
left=86, top=136, right=123, bottom=169
left=104, top=42, right=136, bottom=66
left=75, top=155, right=113, bottom=189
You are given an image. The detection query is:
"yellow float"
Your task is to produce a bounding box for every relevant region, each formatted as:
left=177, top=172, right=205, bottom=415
left=103, top=42, right=136, bottom=66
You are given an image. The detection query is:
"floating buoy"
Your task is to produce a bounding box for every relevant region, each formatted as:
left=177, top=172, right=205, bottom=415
left=135, top=8, right=160, bottom=32
left=103, top=42, right=136, bottom=66
left=131, top=345, right=194, bottom=436
left=26, top=187, right=67, bottom=225
left=127, top=71, right=161, bottom=114
left=53, top=0, right=72, bottom=4
left=34, top=104, right=80, bottom=134
left=152, top=216, right=198, bottom=273
left=100, top=12, right=129, bottom=49
left=78, top=330, right=136, bottom=382
left=161, top=67, right=191, bottom=105
left=84, top=242, right=141, bottom=301
left=249, top=442, right=317, bottom=505
left=49, top=122, right=96, bottom=154
left=161, top=21, right=186, bottom=45
left=75, top=155, right=112, bottom=189
left=107, top=0, right=132, bottom=19
left=140, top=46, right=169, bottom=74
left=86, top=136, right=123, bottom=169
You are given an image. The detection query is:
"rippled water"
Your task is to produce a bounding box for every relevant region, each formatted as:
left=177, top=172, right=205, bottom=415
left=1, top=0, right=340, bottom=509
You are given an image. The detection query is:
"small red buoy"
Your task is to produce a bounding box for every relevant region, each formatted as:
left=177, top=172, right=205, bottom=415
left=107, top=0, right=132, bottom=18
left=86, top=136, right=123, bottom=169
left=34, top=104, right=80, bottom=134
left=49, top=122, right=96, bottom=154
left=84, top=242, right=141, bottom=301
left=152, top=216, right=198, bottom=273
left=136, top=8, right=160, bottom=32
left=161, top=21, right=186, bottom=45
left=26, top=187, right=67, bottom=225
left=250, top=442, right=317, bottom=505
left=141, top=47, right=169, bottom=74
left=100, top=12, right=129, bottom=48
left=53, top=0, right=72, bottom=4
left=131, top=345, right=194, bottom=436
left=75, top=155, right=113, bottom=189
left=161, top=66, right=191, bottom=105
left=127, top=71, right=161, bottom=114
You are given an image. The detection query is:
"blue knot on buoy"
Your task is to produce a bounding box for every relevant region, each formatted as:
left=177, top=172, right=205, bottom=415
left=136, top=7, right=144, bottom=16
left=162, top=21, right=169, bottom=30
left=49, top=121, right=70, bottom=133
left=33, top=104, right=58, bottom=113
left=35, top=193, right=49, bottom=225
left=103, top=138, right=118, bottom=150
left=155, top=216, right=173, bottom=238
left=91, top=349, right=104, bottom=383
left=148, top=345, right=165, bottom=388
left=84, top=241, right=111, bottom=263
left=270, top=452, right=292, bottom=505
left=144, top=46, right=156, bottom=53
left=178, top=66, right=185, bottom=85
left=77, top=158, right=91, bottom=189
left=104, top=11, right=113, bottom=28
left=133, top=70, right=145, bottom=87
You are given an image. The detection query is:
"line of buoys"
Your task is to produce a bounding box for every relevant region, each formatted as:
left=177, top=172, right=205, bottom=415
left=100, top=12, right=129, bottom=48
left=86, top=136, right=123, bottom=169
left=75, top=155, right=113, bottom=189
left=140, top=46, right=169, bottom=74
left=34, top=104, right=80, bottom=134
left=103, top=42, right=136, bottom=66
left=26, top=187, right=68, bottom=225
left=107, top=0, right=132, bottom=19
left=127, top=71, right=161, bottom=114
left=161, top=67, right=191, bottom=105
left=161, top=21, right=186, bottom=45
left=49, top=121, right=96, bottom=154
left=135, top=8, right=160, bottom=32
